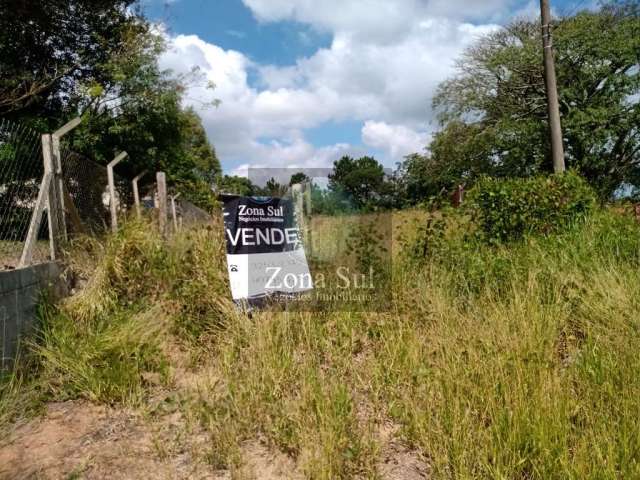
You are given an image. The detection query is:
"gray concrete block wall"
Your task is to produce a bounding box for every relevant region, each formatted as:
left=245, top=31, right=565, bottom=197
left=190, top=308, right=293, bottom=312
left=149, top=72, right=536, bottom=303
left=0, top=262, right=67, bottom=370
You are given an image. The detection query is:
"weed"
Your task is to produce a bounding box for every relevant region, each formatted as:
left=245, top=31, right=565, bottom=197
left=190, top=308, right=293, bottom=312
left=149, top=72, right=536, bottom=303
left=3, top=206, right=640, bottom=478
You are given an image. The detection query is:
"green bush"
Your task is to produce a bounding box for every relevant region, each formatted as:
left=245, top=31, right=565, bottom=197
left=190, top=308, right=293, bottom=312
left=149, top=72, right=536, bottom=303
left=467, top=171, right=597, bottom=243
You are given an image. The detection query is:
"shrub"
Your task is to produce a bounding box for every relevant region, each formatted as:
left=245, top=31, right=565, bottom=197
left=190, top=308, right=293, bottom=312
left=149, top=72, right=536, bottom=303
left=10, top=218, right=233, bottom=410
left=467, top=171, right=597, bottom=243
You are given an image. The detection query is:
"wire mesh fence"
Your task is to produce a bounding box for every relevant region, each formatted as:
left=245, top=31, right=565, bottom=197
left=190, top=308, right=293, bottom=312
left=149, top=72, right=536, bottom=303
left=177, top=197, right=213, bottom=226
left=2, top=117, right=214, bottom=271
left=0, top=119, right=50, bottom=269
left=59, top=148, right=133, bottom=237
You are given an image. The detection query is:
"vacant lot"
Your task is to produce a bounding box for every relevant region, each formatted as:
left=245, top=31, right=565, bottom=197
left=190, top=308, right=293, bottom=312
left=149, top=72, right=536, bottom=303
left=2, top=207, right=640, bottom=479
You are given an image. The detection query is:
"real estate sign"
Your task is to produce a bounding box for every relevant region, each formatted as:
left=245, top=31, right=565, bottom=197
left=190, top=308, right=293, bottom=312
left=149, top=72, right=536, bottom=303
left=220, top=194, right=313, bottom=305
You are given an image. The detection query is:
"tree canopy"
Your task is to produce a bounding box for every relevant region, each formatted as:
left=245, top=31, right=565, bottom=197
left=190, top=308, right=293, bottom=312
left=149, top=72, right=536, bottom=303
left=0, top=0, right=221, bottom=210
left=328, top=156, right=391, bottom=209
left=0, top=0, right=142, bottom=117
left=401, top=1, right=640, bottom=201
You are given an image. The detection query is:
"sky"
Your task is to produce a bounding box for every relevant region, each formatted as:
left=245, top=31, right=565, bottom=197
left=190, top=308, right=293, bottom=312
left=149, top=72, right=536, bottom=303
left=142, top=0, right=591, bottom=176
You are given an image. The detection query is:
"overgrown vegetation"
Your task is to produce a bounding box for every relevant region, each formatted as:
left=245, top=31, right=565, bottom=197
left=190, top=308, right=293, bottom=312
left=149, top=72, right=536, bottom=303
left=3, top=202, right=640, bottom=478
left=0, top=217, right=232, bottom=424
left=388, top=205, right=640, bottom=478
left=467, top=171, right=596, bottom=243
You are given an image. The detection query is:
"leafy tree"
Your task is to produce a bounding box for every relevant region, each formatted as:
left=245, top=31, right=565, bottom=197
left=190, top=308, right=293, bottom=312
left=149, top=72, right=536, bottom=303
left=309, top=184, right=354, bottom=215
left=218, top=175, right=256, bottom=196
left=1, top=1, right=223, bottom=211
left=428, top=2, right=640, bottom=199
left=180, top=107, right=222, bottom=184
left=289, top=172, right=310, bottom=186
left=328, top=156, right=390, bottom=209
left=258, top=178, right=289, bottom=197
left=0, top=0, right=143, bottom=119
left=394, top=153, right=442, bottom=205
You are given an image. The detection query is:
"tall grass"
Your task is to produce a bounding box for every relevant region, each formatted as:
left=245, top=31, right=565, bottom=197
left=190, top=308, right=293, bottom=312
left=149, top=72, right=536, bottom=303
left=2, top=208, right=640, bottom=479
left=371, top=209, right=640, bottom=478
left=185, top=208, right=640, bottom=478
left=0, top=217, right=233, bottom=427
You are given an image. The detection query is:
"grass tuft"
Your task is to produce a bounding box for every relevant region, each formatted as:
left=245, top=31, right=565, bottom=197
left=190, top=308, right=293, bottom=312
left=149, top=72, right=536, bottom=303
left=2, top=207, right=640, bottom=478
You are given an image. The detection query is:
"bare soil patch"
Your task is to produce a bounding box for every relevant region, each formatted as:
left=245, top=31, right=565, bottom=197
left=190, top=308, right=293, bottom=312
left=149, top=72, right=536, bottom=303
left=376, top=420, right=431, bottom=480
left=0, top=400, right=213, bottom=480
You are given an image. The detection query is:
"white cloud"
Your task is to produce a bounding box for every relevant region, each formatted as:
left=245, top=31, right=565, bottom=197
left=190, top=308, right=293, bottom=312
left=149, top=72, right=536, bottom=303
left=362, top=121, right=431, bottom=160
left=159, top=1, right=506, bottom=173
left=242, top=0, right=511, bottom=41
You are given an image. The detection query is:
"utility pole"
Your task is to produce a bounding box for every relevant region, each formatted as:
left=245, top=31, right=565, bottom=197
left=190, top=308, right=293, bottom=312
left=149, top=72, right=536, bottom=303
left=540, top=0, right=565, bottom=173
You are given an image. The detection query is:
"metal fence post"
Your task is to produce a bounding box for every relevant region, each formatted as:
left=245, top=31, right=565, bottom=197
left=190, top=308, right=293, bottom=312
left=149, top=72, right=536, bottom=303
left=107, top=152, right=128, bottom=233
left=132, top=170, right=147, bottom=218
left=156, top=172, right=168, bottom=237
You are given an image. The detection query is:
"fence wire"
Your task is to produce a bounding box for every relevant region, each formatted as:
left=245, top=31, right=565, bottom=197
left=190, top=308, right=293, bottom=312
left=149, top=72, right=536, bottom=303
left=0, top=119, right=50, bottom=269
left=60, top=148, right=133, bottom=236
left=2, top=118, right=213, bottom=270
left=177, top=198, right=212, bottom=226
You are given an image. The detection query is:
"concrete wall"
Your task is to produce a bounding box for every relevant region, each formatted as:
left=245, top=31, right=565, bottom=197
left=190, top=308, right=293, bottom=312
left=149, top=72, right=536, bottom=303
left=0, top=262, right=67, bottom=370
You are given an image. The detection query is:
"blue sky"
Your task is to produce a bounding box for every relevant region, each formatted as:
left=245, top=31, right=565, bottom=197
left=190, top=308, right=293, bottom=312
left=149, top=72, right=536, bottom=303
left=143, top=0, right=332, bottom=66
left=143, top=0, right=592, bottom=175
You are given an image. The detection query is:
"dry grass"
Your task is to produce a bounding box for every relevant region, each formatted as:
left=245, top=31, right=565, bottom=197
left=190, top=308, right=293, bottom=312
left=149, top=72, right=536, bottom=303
left=2, top=208, right=640, bottom=479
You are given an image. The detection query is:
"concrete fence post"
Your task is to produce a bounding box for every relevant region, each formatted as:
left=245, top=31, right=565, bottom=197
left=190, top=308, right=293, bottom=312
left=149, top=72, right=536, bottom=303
left=19, top=171, right=53, bottom=267
left=42, top=134, right=61, bottom=260
left=170, top=192, right=181, bottom=233
left=132, top=170, right=148, bottom=218
left=156, top=172, right=168, bottom=237
left=303, top=182, right=313, bottom=257
left=50, top=134, right=67, bottom=242
left=291, top=183, right=310, bottom=254
left=107, top=151, right=128, bottom=233
left=51, top=117, right=81, bottom=242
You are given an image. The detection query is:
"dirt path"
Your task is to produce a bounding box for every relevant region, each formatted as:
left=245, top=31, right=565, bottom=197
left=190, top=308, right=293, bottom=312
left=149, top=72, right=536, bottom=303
left=0, top=352, right=428, bottom=479
left=0, top=399, right=429, bottom=479
left=0, top=400, right=215, bottom=480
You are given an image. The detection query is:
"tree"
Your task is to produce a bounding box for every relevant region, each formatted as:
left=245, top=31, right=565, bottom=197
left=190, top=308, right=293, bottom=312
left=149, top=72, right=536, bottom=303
left=429, top=2, right=640, bottom=198
left=180, top=108, right=222, bottom=184
left=328, top=156, right=390, bottom=209
left=0, top=0, right=143, bottom=119
left=1, top=1, right=223, bottom=211
left=394, top=152, right=447, bottom=206
left=259, top=178, right=289, bottom=197
left=218, top=175, right=256, bottom=196
left=289, top=172, right=310, bottom=186
left=309, top=184, right=354, bottom=215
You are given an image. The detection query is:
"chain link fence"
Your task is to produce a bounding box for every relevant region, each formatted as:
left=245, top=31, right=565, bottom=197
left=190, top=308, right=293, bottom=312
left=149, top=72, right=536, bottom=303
left=0, top=119, right=51, bottom=268
left=1, top=117, right=214, bottom=271
left=59, top=148, right=133, bottom=236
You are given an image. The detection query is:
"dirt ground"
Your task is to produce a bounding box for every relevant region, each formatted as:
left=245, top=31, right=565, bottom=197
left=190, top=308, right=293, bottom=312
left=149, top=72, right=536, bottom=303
left=0, top=398, right=429, bottom=479
left=0, top=400, right=214, bottom=480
